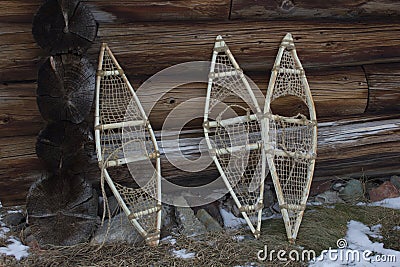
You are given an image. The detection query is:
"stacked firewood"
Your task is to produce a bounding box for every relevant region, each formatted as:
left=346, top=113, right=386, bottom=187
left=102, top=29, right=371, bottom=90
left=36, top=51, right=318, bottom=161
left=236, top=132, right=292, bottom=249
left=25, top=0, right=98, bottom=246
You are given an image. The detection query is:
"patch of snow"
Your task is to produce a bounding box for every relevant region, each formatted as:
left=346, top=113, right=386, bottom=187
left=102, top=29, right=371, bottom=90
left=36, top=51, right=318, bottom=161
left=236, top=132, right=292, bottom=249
left=161, top=235, right=177, bottom=245
left=307, top=201, right=323, bottom=206
left=233, top=235, right=244, bottom=242
left=0, top=237, right=29, bottom=260
left=309, top=220, right=400, bottom=266
left=172, top=249, right=195, bottom=259
left=369, top=197, right=400, bottom=210
left=219, top=208, right=247, bottom=228
left=357, top=197, right=400, bottom=210
left=393, top=226, right=400, bottom=231
left=7, top=210, right=23, bottom=214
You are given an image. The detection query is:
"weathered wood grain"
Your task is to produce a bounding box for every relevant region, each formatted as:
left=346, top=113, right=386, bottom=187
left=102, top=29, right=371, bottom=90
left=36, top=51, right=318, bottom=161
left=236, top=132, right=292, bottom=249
left=87, top=0, right=231, bottom=23
left=231, top=0, right=400, bottom=20
left=1, top=114, right=399, bottom=205
left=1, top=20, right=400, bottom=82
left=0, top=82, right=45, bottom=138
left=0, top=66, right=367, bottom=137
left=26, top=173, right=98, bottom=246
left=0, top=0, right=231, bottom=24
left=364, top=63, right=400, bottom=113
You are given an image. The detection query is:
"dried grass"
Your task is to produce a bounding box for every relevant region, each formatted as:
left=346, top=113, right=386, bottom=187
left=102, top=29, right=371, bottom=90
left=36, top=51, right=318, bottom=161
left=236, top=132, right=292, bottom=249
left=0, top=204, right=398, bottom=267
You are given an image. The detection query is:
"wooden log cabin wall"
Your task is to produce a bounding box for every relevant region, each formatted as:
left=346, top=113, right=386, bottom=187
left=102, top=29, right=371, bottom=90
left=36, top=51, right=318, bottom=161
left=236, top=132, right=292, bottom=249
left=1, top=0, right=400, bottom=205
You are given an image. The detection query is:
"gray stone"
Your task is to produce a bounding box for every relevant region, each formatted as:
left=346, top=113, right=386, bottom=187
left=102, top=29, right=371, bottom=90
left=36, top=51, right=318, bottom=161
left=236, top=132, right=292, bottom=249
left=339, top=179, right=364, bottom=203
left=90, top=213, right=143, bottom=245
left=3, top=212, right=25, bottom=227
left=161, top=204, right=177, bottom=238
left=390, top=175, right=400, bottom=190
left=315, top=191, right=344, bottom=204
left=196, top=209, right=223, bottom=232
left=263, top=186, right=275, bottom=208
left=262, top=207, right=274, bottom=218
left=175, top=196, right=206, bottom=237
left=223, top=197, right=241, bottom=217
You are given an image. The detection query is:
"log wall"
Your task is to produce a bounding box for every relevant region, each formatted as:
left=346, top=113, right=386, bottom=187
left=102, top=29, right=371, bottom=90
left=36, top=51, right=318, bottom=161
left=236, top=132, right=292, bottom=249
left=0, top=0, right=399, bottom=205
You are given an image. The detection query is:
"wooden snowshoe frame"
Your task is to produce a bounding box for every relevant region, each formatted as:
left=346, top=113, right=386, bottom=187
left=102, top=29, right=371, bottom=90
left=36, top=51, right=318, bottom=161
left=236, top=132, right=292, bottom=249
left=203, top=36, right=267, bottom=238
left=94, top=43, right=162, bottom=246
left=263, top=33, right=317, bottom=243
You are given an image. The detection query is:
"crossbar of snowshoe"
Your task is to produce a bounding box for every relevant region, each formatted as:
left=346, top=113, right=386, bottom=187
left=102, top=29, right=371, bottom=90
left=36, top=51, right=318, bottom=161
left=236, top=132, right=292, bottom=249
left=206, top=114, right=258, bottom=128
left=209, top=70, right=240, bottom=79
left=215, top=142, right=261, bottom=156
left=95, top=120, right=146, bottom=131
left=128, top=205, right=162, bottom=220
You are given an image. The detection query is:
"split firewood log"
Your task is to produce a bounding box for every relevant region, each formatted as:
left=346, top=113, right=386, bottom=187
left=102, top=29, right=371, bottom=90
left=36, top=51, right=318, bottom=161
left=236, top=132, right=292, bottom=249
left=32, top=0, right=97, bottom=55
left=37, top=54, right=95, bottom=123
left=26, top=172, right=98, bottom=246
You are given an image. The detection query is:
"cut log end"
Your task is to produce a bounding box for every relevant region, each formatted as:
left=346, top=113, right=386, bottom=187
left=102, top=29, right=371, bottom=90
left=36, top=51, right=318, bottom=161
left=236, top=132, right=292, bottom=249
left=32, top=0, right=98, bottom=55
left=26, top=173, right=98, bottom=246
left=37, top=55, right=95, bottom=124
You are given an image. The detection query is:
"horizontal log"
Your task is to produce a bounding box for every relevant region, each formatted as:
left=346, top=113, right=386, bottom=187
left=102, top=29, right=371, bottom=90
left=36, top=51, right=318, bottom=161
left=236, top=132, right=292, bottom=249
left=0, top=66, right=367, bottom=137
left=231, top=0, right=400, bottom=20
left=1, top=114, right=399, bottom=206
left=3, top=0, right=399, bottom=25
left=2, top=20, right=400, bottom=82
left=364, top=63, right=400, bottom=113
left=87, top=0, right=231, bottom=23
left=0, top=0, right=230, bottom=24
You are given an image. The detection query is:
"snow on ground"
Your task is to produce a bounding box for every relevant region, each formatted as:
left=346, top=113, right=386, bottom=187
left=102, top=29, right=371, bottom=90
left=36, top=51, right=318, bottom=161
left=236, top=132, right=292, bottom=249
left=0, top=238, right=29, bottom=260
left=357, top=197, right=400, bottom=210
left=172, top=248, right=195, bottom=259
left=0, top=200, right=29, bottom=260
left=309, top=220, right=400, bottom=266
left=219, top=208, right=247, bottom=228
left=161, top=235, right=177, bottom=245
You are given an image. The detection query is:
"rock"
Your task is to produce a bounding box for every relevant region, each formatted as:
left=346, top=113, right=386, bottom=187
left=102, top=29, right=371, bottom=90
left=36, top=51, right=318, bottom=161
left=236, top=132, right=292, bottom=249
left=369, top=181, right=400, bottom=202
left=272, top=202, right=281, bottom=213
left=161, top=204, right=177, bottom=238
left=262, top=208, right=274, bottom=218
left=390, top=175, right=400, bottom=190
left=310, top=181, right=331, bottom=196
left=90, top=213, right=143, bottom=245
left=339, top=179, right=364, bottom=203
left=192, top=201, right=224, bottom=227
left=332, top=181, right=345, bottom=192
left=175, top=196, right=206, bottom=237
left=98, top=195, right=119, bottom=217
left=315, top=191, right=344, bottom=204
left=196, top=209, right=223, bottom=232
left=263, top=186, right=275, bottom=208
left=3, top=212, right=25, bottom=227
left=223, top=197, right=241, bottom=217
